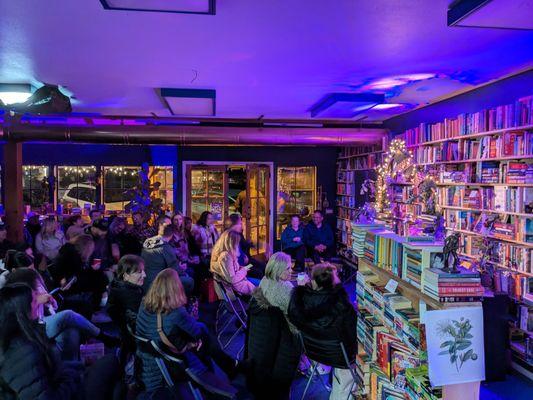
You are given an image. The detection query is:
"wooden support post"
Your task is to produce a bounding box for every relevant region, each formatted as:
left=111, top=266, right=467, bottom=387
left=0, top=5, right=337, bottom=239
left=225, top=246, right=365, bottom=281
left=4, top=141, right=24, bottom=242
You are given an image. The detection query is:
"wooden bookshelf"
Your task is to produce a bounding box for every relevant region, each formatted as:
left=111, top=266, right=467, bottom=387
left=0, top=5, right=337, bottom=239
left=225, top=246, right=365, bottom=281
left=436, top=182, right=532, bottom=187
left=359, top=258, right=443, bottom=310
left=337, top=150, right=384, bottom=160
left=440, top=205, right=532, bottom=218
left=406, top=123, right=533, bottom=148
left=446, top=227, right=533, bottom=248
left=417, top=154, right=533, bottom=166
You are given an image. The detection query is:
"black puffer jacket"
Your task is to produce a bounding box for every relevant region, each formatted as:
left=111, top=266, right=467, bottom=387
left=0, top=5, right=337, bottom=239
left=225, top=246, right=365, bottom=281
left=0, top=337, right=83, bottom=400
left=107, top=279, right=144, bottom=332
left=288, top=284, right=357, bottom=368
left=246, top=288, right=301, bottom=400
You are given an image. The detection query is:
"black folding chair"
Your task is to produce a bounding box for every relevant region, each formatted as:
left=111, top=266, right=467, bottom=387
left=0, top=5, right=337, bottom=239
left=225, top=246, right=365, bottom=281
left=298, top=331, right=357, bottom=400
left=213, top=278, right=248, bottom=358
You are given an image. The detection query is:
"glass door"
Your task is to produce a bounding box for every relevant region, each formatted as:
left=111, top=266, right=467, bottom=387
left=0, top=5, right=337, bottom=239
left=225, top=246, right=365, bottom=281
left=245, top=164, right=270, bottom=257
left=186, top=165, right=227, bottom=231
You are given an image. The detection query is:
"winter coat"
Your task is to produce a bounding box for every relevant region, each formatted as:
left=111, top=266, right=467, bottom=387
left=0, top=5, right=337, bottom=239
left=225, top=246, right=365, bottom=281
left=141, top=236, right=179, bottom=291
left=0, top=336, right=83, bottom=400
left=280, top=225, right=305, bottom=250
left=303, top=222, right=334, bottom=248
left=107, top=279, right=144, bottom=333
left=210, top=250, right=255, bottom=297
left=287, top=284, right=357, bottom=368
left=35, top=231, right=66, bottom=260
left=246, top=287, right=301, bottom=400
left=135, top=304, right=203, bottom=392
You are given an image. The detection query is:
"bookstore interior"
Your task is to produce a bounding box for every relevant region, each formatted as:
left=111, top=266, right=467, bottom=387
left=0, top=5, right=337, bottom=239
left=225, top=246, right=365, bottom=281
left=0, top=1, right=532, bottom=400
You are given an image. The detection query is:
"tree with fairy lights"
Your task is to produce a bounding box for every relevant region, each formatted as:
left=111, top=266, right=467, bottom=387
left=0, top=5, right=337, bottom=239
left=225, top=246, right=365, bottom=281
left=375, top=138, right=416, bottom=216
left=124, top=163, right=164, bottom=220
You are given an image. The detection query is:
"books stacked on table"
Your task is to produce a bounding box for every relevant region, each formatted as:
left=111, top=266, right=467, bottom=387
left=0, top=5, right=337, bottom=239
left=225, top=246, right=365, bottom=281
left=404, top=365, right=442, bottom=400
left=422, top=268, right=483, bottom=302
left=351, top=224, right=385, bottom=258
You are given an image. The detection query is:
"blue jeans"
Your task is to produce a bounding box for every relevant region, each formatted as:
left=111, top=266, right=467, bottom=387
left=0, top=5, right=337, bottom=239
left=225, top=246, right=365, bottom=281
left=248, top=277, right=261, bottom=287
left=44, top=310, right=100, bottom=360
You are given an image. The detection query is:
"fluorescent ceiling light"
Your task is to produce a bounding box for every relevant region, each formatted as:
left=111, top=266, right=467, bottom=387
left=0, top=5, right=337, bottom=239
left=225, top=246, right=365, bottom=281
left=100, top=0, right=215, bottom=15
left=372, top=103, right=404, bottom=110
left=160, top=88, right=216, bottom=116
left=0, top=83, right=33, bottom=105
left=310, top=93, right=385, bottom=118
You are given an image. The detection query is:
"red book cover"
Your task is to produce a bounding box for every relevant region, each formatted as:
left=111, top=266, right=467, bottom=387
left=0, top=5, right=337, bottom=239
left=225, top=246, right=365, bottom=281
left=489, top=138, right=497, bottom=158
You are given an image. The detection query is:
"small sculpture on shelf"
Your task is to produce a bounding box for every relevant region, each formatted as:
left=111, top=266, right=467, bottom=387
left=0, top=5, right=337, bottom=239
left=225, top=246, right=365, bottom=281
left=354, top=202, right=377, bottom=224
left=478, top=238, right=497, bottom=287
left=442, top=232, right=461, bottom=274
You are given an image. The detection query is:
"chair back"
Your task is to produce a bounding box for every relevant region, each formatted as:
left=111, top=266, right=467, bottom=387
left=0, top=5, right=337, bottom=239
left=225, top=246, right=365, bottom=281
left=298, top=330, right=355, bottom=369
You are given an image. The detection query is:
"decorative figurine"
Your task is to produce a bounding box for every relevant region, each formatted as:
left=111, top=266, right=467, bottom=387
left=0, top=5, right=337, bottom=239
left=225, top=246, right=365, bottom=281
left=442, top=232, right=461, bottom=274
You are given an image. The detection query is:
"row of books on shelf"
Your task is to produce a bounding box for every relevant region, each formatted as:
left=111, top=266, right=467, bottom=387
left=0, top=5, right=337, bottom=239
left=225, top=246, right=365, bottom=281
left=336, top=218, right=353, bottom=247
left=439, top=185, right=533, bottom=214
left=421, top=268, right=484, bottom=302
left=336, top=182, right=355, bottom=196
left=337, top=153, right=383, bottom=169
left=337, top=169, right=355, bottom=183
left=440, top=161, right=533, bottom=184
left=445, top=210, right=532, bottom=242
left=510, top=304, right=533, bottom=368
left=412, top=131, right=532, bottom=163
left=336, top=195, right=357, bottom=209
left=339, top=143, right=383, bottom=158
left=403, top=95, right=533, bottom=146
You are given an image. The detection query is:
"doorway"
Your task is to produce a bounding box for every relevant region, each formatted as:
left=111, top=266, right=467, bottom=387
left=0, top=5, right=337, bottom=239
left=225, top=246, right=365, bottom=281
left=184, top=162, right=273, bottom=257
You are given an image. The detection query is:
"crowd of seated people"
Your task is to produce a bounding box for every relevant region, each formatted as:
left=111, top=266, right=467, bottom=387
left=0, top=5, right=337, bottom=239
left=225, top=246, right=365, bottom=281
left=0, top=206, right=356, bottom=400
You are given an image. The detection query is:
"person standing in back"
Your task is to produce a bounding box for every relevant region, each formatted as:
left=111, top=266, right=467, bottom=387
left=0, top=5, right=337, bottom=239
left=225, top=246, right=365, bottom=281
left=303, top=210, right=334, bottom=264
left=193, top=211, right=220, bottom=263
left=281, top=215, right=306, bottom=272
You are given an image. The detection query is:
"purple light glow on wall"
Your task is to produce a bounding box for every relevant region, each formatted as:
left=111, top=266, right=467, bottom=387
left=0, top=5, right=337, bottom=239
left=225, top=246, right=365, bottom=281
left=360, top=73, right=437, bottom=92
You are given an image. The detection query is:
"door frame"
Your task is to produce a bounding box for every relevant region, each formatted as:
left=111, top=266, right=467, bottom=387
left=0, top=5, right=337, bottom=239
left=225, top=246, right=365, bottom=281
left=182, top=161, right=275, bottom=255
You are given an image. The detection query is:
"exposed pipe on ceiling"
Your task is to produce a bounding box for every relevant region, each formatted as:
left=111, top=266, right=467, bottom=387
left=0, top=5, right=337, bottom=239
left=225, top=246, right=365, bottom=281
left=0, top=124, right=387, bottom=146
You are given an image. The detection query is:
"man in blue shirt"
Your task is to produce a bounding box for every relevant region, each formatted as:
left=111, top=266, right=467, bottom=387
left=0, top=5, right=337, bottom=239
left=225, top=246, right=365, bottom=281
left=303, top=210, right=334, bottom=264
left=281, top=215, right=306, bottom=271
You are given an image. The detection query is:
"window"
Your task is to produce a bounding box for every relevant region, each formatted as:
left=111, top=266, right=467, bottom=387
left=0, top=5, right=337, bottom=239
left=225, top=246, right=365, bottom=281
left=23, top=165, right=50, bottom=212
left=149, top=166, right=174, bottom=211
left=276, top=166, right=316, bottom=239
left=103, top=166, right=139, bottom=211
left=57, top=166, right=97, bottom=210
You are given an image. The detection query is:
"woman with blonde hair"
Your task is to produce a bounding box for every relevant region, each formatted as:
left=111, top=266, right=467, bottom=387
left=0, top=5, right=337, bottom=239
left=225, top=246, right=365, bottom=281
left=210, top=229, right=257, bottom=296
left=35, top=217, right=65, bottom=260
left=135, top=268, right=239, bottom=397
left=246, top=252, right=300, bottom=399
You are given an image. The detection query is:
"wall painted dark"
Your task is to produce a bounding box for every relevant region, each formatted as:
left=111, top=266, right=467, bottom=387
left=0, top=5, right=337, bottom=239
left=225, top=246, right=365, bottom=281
left=385, top=69, right=533, bottom=135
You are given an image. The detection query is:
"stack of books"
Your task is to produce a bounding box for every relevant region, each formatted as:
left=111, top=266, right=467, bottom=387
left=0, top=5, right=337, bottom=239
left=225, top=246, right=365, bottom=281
left=351, top=224, right=385, bottom=258
left=404, top=365, right=442, bottom=400
left=422, top=268, right=483, bottom=302
left=479, top=161, right=500, bottom=183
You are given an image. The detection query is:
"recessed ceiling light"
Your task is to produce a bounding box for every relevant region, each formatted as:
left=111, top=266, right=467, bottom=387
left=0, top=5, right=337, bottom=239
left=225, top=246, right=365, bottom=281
left=372, top=103, right=404, bottom=110
left=100, top=0, right=215, bottom=15
left=160, top=88, right=216, bottom=116
left=0, top=83, right=33, bottom=105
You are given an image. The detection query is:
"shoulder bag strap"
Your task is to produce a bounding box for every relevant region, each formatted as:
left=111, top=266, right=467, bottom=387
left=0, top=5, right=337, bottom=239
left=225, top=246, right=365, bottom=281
left=156, top=313, right=183, bottom=354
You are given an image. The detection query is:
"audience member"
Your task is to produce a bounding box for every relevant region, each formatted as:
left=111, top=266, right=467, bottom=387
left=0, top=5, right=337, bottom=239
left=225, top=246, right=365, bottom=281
left=141, top=223, right=194, bottom=295
left=210, top=229, right=257, bottom=296
left=194, top=211, right=220, bottom=262
left=107, top=254, right=146, bottom=362
left=51, top=234, right=107, bottom=317
left=227, top=213, right=265, bottom=279
left=184, top=216, right=201, bottom=257
left=0, top=251, right=34, bottom=288
left=6, top=268, right=118, bottom=361
left=89, top=209, right=102, bottom=223
left=135, top=268, right=238, bottom=398
left=35, top=217, right=66, bottom=261
left=23, top=212, right=41, bottom=248
left=0, top=222, right=15, bottom=260
left=170, top=212, right=185, bottom=241
left=130, top=211, right=156, bottom=246
left=288, top=263, right=357, bottom=400
left=303, top=210, right=334, bottom=264
left=281, top=214, right=306, bottom=271
left=0, top=283, right=120, bottom=399
left=247, top=252, right=300, bottom=399
left=65, top=214, right=85, bottom=240
left=109, top=216, right=142, bottom=259
left=84, top=219, right=113, bottom=270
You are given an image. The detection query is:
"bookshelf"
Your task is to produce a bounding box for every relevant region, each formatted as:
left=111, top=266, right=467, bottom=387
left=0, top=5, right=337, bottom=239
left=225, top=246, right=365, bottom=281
left=336, top=94, right=533, bottom=398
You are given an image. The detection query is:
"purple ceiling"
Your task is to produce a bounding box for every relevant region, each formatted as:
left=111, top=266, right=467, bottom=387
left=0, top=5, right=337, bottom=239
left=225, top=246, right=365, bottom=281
left=0, top=0, right=532, bottom=122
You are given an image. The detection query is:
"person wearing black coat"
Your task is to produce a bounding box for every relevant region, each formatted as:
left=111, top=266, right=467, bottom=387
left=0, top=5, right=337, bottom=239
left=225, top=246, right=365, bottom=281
left=246, top=252, right=301, bottom=400
left=288, top=263, right=357, bottom=400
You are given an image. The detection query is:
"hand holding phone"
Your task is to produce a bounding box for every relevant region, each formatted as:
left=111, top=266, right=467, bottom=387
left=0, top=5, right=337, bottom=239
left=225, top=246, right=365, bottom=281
left=244, top=264, right=253, bottom=270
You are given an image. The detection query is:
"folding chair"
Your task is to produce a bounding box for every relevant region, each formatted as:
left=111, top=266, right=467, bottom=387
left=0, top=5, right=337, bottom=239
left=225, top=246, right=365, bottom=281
left=213, top=278, right=248, bottom=358
left=298, top=332, right=358, bottom=400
